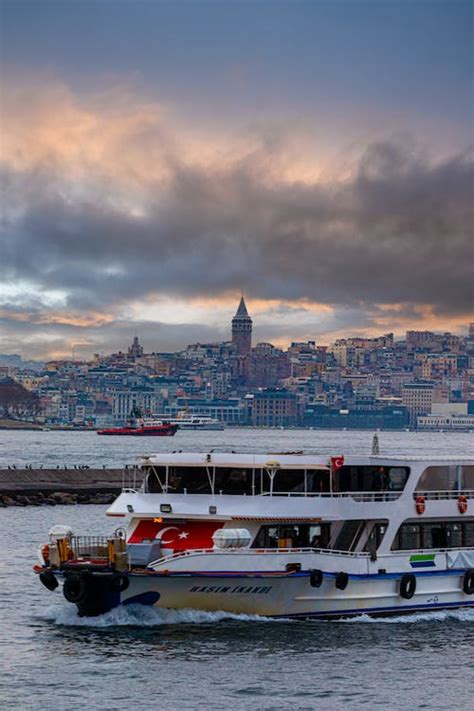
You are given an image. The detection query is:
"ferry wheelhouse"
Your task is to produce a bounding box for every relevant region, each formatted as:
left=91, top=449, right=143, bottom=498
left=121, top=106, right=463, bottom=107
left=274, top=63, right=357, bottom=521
left=36, top=451, right=474, bottom=618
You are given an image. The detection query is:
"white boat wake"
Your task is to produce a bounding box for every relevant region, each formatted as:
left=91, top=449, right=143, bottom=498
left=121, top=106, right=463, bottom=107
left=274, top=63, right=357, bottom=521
left=335, top=608, right=474, bottom=624
left=42, top=604, right=474, bottom=627
left=42, top=603, right=279, bottom=627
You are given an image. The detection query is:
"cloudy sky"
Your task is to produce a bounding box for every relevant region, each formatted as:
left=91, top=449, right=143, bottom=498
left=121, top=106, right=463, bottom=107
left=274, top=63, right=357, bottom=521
left=1, top=0, right=473, bottom=360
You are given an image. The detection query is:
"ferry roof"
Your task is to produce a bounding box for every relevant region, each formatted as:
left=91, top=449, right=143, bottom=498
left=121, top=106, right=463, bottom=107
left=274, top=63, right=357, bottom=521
left=138, top=452, right=474, bottom=468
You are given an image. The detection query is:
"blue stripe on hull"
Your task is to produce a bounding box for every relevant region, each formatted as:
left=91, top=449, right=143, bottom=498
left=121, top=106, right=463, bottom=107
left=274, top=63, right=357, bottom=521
left=274, top=599, right=474, bottom=620
left=141, top=568, right=468, bottom=581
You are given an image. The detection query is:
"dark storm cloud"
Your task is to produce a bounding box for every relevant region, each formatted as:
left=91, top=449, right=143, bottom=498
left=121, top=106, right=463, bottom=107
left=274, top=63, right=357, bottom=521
left=2, top=139, right=473, bottom=316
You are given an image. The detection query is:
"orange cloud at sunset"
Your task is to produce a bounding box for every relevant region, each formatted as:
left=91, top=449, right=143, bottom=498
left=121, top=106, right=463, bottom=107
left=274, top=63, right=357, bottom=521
left=1, top=72, right=472, bottom=359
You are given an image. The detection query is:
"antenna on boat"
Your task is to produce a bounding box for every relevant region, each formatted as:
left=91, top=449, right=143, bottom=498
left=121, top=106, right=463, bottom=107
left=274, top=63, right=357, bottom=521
left=371, top=433, right=380, bottom=456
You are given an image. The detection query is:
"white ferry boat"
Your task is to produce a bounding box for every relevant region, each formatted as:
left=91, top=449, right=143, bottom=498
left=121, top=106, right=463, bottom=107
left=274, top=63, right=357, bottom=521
left=35, top=448, right=474, bottom=618
left=153, top=414, right=225, bottom=431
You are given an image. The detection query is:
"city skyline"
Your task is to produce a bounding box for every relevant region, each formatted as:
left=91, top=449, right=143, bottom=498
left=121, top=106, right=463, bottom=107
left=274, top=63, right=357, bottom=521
left=1, top=0, right=473, bottom=359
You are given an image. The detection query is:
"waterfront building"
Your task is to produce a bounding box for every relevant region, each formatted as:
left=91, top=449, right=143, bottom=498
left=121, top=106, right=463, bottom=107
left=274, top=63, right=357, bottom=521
left=417, top=413, right=474, bottom=430
left=250, top=388, right=298, bottom=427
left=242, top=343, right=291, bottom=387
left=303, top=404, right=409, bottom=430
left=402, top=382, right=448, bottom=427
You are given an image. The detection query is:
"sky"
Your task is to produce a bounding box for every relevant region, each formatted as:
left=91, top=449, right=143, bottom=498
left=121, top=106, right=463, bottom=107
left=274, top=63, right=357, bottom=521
left=1, top=0, right=473, bottom=360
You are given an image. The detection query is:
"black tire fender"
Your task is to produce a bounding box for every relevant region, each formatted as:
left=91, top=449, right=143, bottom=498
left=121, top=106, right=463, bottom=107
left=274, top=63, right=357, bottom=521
left=462, top=569, right=474, bottom=595
left=39, top=570, right=59, bottom=591
left=335, top=572, right=349, bottom=590
left=110, top=573, right=129, bottom=593
left=399, top=573, right=416, bottom=600
left=310, top=569, right=323, bottom=588
left=63, top=574, right=88, bottom=604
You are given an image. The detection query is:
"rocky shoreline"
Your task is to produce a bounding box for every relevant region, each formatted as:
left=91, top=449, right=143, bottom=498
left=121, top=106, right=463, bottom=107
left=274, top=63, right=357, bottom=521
left=0, top=467, right=140, bottom=507
left=0, top=491, right=117, bottom=507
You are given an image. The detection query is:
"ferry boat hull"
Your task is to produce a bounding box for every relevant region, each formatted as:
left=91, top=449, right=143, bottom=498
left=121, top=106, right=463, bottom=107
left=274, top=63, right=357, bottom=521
left=97, top=424, right=178, bottom=436
left=44, top=564, right=474, bottom=619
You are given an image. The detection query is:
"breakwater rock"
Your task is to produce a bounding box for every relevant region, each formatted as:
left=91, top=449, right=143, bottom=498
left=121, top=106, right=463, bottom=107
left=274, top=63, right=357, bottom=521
left=0, top=468, right=143, bottom=506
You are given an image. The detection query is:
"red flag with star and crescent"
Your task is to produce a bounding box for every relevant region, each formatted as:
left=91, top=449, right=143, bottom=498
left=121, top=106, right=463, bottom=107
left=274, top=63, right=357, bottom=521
left=330, top=455, right=345, bottom=471
left=128, top=520, right=223, bottom=550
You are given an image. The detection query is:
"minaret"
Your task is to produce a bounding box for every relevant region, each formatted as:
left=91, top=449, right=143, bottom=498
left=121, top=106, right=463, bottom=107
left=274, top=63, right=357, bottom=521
left=232, top=296, right=252, bottom=355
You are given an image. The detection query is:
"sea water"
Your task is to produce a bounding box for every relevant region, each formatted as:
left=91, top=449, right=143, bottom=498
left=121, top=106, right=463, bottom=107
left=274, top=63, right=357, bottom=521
left=0, top=429, right=473, bottom=709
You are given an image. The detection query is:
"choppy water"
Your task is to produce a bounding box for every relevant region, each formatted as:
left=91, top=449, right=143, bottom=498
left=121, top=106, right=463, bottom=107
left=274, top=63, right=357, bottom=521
left=1, top=429, right=473, bottom=709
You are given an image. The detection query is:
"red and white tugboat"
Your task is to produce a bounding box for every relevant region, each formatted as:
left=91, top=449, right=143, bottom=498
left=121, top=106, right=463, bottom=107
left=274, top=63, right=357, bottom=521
left=35, top=450, right=474, bottom=618
left=97, top=418, right=178, bottom=436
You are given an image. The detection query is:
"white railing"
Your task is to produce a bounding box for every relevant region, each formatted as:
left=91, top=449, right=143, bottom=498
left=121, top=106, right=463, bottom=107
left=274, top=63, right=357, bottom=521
left=149, top=546, right=370, bottom=568
left=259, top=491, right=401, bottom=499
left=125, top=487, right=403, bottom=500
left=413, top=490, right=474, bottom=501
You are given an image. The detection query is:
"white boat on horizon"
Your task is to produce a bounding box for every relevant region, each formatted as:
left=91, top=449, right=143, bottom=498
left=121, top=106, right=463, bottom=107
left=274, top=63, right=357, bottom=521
left=36, top=448, right=474, bottom=619
left=152, top=414, right=225, bottom=431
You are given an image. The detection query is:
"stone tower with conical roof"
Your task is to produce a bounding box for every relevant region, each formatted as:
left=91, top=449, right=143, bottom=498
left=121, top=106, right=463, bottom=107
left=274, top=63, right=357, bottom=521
left=232, top=296, right=252, bottom=355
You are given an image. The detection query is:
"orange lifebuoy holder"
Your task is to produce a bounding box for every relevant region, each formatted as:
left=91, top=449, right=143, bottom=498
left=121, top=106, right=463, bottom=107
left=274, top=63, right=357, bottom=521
left=415, top=495, right=426, bottom=515
left=458, top=495, right=468, bottom=515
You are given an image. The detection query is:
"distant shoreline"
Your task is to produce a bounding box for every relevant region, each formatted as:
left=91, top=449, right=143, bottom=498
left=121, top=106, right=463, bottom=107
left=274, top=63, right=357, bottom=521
left=1, top=419, right=472, bottom=433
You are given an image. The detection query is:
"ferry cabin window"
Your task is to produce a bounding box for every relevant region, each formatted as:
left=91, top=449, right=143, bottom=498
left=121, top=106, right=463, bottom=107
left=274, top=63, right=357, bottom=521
left=336, top=466, right=409, bottom=493
left=465, top=522, right=474, bottom=547
left=146, top=466, right=167, bottom=493
left=214, top=468, right=253, bottom=495
left=392, top=521, right=474, bottom=550
left=333, top=520, right=365, bottom=552
left=396, top=523, right=421, bottom=550
left=271, top=469, right=305, bottom=494
left=307, top=469, right=330, bottom=493
left=413, top=466, right=474, bottom=492
left=260, top=468, right=330, bottom=494
left=363, top=523, right=387, bottom=552
left=252, top=523, right=330, bottom=549
left=464, top=467, right=474, bottom=490
left=167, top=466, right=212, bottom=494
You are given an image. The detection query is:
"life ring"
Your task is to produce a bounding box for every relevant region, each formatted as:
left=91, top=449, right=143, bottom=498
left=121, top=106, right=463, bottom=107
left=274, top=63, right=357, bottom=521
left=415, top=495, right=426, bottom=515
left=462, top=569, right=474, bottom=595
left=39, top=570, right=58, bottom=591
left=63, top=574, right=88, bottom=604
left=399, top=573, right=416, bottom=599
left=335, top=572, right=349, bottom=590
left=37, top=544, right=50, bottom=566
left=310, top=569, right=323, bottom=588
left=458, top=495, right=468, bottom=515
left=110, top=573, right=129, bottom=593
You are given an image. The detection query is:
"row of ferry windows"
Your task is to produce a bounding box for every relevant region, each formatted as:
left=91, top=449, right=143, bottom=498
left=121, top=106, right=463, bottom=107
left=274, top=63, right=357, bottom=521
left=392, top=521, right=474, bottom=550
left=145, top=465, right=409, bottom=495
left=249, top=520, right=474, bottom=552
left=252, top=524, right=330, bottom=549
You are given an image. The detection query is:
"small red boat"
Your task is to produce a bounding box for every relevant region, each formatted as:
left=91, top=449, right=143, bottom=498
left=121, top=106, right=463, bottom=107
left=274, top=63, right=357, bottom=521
left=97, top=419, right=178, bottom=436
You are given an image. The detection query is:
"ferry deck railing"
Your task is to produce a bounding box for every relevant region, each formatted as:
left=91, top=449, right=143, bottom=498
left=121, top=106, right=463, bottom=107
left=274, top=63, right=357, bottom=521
left=125, top=486, right=474, bottom=502
left=149, top=546, right=371, bottom=568
left=126, top=486, right=404, bottom=501
left=413, top=489, right=474, bottom=500
left=148, top=546, right=474, bottom=572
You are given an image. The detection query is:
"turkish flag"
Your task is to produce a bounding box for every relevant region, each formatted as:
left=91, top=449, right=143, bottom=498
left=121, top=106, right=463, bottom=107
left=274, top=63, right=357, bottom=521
left=330, top=455, right=345, bottom=470
left=129, top=520, right=223, bottom=550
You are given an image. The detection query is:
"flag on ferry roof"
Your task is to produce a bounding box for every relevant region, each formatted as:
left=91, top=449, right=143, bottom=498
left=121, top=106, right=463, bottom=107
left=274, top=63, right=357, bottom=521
left=330, top=456, right=345, bottom=470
